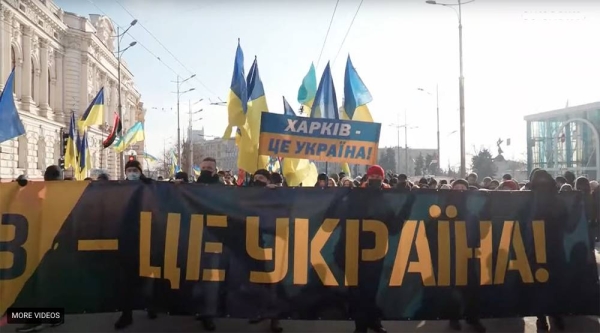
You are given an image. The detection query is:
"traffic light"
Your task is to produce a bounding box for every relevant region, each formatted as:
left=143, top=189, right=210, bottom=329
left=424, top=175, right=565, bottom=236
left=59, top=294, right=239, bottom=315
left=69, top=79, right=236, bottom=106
left=128, top=154, right=136, bottom=162
left=58, top=157, right=65, bottom=170
left=61, top=131, right=69, bottom=157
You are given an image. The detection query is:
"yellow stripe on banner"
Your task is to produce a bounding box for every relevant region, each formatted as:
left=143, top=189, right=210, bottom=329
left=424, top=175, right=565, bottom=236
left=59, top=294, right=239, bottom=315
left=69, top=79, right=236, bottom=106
left=259, top=133, right=378, bottom=165
left=77, top=239, right=119, bottom=251
left=0, top=181, right=90, bottom=315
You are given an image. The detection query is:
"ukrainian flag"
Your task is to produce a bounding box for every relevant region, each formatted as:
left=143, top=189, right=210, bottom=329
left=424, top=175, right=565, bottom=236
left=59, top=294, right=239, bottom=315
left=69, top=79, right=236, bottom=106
left=79, top=87, right=105, bottom=131
left=76, top=130, right=91, bottom=180
left=283, top=97, right=296, bottom=116
left=64, top=112, right=78, bottom=170
left=170, top=150, right=178, bottom=176
left=343, top=55, right=374, bottom=122
left=310, top=62, right=339, bottom=119
left=297, top=63, right=317, bottom=115
left=193, top=165, right=201, bottom=177
left=237, top=57, right=269, bottom=173
left=223, top=40, right=248, bottom=140
left=141, top=152, right=158, bottom=163
left=113, top=122, right=145, bottom=153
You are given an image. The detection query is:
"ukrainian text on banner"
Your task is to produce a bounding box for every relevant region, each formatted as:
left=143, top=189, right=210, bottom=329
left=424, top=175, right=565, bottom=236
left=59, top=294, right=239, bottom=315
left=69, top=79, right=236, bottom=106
left=1, top=182, right=599, bottom=320
left=259, top=113, right=381, bottom=165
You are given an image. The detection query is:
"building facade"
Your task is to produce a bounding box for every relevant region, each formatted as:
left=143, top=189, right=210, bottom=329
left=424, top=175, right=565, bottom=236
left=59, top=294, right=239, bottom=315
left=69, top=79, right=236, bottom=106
left=0, top=0, right=142, bottom=180
left=190, top=129, right=238, bottom=173
left=524, top=102, right=600, bottom=179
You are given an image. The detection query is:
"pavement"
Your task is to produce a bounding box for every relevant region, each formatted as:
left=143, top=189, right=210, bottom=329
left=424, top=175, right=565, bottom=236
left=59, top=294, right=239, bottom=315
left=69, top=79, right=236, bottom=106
left=3, top=313, right=600, bottom=332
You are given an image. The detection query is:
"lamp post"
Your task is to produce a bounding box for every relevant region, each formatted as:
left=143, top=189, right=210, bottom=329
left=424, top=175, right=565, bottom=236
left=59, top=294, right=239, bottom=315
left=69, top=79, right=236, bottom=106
left=172, top=75, right=196, bottom=169
left=425, top=0, right=474, bottom=178
left=417, top=85, right=440, bottom=174
left=390, top=112, right=418, bottom=175
left=188, top=98, right=204, bottom=176
left=114, top=19, right=137, bottom=179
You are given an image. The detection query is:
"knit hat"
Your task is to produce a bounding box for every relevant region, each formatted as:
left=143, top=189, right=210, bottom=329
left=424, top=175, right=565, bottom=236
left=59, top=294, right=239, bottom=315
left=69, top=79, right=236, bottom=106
left=125, top=160, right=143, bottom=173
left=366, top=165, right=385, bottom=178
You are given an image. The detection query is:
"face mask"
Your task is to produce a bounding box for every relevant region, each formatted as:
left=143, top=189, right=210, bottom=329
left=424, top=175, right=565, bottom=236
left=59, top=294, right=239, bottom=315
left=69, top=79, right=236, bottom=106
left=127, top=172, right=141, bottom=181
left=253, top=180, right=267, bottom=187
left=198, top=170, right=216, bottom=183
left=368, top=179, right=383, bottom=188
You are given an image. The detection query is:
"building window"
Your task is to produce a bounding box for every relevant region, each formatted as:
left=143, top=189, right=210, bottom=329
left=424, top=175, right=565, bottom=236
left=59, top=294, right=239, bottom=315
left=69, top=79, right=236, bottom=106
left=31, top=59, right=35, bottom=101
left=10, top=46, right=16, bottom=93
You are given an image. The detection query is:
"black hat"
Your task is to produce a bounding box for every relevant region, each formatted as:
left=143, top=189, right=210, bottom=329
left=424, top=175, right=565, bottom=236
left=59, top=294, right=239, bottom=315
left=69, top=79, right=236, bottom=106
left=125, top=160, right=143, bottom=173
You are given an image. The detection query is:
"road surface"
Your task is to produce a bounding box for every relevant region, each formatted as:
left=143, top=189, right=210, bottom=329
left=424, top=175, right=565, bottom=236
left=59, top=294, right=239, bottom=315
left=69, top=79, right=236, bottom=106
left=4, top=313, right=600, bottom=332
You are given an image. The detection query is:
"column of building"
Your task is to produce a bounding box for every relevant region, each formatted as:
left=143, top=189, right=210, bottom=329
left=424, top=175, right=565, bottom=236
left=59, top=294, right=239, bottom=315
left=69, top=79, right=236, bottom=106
left=39, top=38, right=53, bottom=119
left=0, top=9, right=8, bottom=90
left=21, top=25, right=33, bottom=111
left=54, top=50, right=64, bottom=123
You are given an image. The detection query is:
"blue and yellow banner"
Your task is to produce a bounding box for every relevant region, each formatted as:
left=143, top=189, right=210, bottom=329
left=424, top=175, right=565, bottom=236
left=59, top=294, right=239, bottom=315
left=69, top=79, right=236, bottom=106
left=0, top=182, right=598, bottom=319
left=259, top=113, right=381, bottom=165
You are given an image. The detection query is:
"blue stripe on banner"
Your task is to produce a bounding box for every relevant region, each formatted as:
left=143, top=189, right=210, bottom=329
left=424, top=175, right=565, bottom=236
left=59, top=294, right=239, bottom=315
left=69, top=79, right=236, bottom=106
left=260, top=113, right=381, bottom=142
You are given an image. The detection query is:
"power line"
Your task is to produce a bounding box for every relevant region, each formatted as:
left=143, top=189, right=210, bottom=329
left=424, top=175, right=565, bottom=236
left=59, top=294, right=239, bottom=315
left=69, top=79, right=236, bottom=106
left=114, top=0, right=217, bottom=97
left=332, top=0, right=365, bottom=66
left=85, top=0, right=184, bottom=79
left=316, top=0, right=340, bottom=69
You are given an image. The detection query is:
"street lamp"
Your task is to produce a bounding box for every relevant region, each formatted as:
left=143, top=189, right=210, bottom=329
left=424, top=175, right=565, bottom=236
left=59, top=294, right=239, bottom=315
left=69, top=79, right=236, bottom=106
left=113, top=19, right=138, bottom=179
left=425, top=0, right=475, bottom=178
left=390, top=113, right=418, bottom=175
left=417, top=86, right=440, bottom=174
left=188, top=99, right=205, bottom=176
left=172, top=74, right=196, bottom=168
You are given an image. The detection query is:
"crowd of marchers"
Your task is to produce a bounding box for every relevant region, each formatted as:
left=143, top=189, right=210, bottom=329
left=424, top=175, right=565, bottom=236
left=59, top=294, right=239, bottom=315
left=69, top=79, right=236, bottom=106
left=8, top=158, right=600, bottom=333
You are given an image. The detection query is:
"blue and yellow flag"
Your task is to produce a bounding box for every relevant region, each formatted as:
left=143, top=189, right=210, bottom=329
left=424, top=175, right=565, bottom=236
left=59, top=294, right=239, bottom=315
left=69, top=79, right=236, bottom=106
left=79, top=87, right=104, bottom=131
left=76, top=130, right=90, bottom=180
left=310, top=62, right=339, bottom=119
left=237, top=57, right=270, bottom=173
left=113, top=122, right=145, bottom=153
left=223, top=40, right=248, bottom=140
left=64, top=112, right=78, bottom=170
left=170, top=150, right=178, bottom=176
left=342, top=56, right=373, bottom=122
left=283, top=97, right=296, bottom=116
left=297, top=62, right=317, bottom=115
left=0, top=68, right=25, bottom=143
left=140, top=152, right=157, bottom=163
left=193, top=165, right=201, bottom=177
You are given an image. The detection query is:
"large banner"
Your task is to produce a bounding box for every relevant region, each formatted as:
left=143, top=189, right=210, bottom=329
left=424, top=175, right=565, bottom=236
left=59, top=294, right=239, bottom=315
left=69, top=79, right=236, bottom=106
left=259, top=113, right=381, bottom=165
left=1, top=182, right=598, bottom=320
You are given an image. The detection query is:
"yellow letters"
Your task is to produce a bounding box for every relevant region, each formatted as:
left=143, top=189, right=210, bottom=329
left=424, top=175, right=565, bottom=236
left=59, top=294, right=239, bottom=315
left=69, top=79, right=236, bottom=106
left=246, top=217, right=290, bottom=283
left=139, top=212, right=161, bottom=278
left=202, top=215, right=227, bottom=282
left=163, top=213, right=181, bottom=289
left=389, top=221, right=435, bottom=286
left=494, top=221, right=533, bottom=284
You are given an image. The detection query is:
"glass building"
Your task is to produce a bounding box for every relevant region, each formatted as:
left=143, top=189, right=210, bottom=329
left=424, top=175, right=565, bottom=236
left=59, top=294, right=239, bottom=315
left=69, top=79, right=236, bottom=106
left=525, top=102, right=600, bottom=180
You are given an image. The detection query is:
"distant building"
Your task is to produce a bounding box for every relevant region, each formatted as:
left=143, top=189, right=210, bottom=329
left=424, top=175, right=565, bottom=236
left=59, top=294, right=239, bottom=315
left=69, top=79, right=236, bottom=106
left=191, top=129, right=237, bottom=173
left=524, top=102, right=600, bottom=179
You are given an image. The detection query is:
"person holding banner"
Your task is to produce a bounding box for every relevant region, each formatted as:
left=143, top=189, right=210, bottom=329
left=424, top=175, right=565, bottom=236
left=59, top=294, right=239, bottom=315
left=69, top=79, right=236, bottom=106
left=360, top=166, right=391, bottom=189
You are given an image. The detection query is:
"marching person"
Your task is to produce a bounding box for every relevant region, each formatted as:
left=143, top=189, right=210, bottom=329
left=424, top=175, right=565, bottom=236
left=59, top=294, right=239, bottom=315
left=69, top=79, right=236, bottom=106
left=114, top=160, right=156, bottom=330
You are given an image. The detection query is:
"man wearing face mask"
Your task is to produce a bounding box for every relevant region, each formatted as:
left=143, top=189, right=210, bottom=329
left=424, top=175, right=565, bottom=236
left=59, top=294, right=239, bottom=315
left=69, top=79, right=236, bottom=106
left=125, top=160, right=144, bottom=181
left=252, top=169, right=271, bottom=187
left=196, top=157, right=222, bottom=185
left=360, top=165, right=391, bottom=189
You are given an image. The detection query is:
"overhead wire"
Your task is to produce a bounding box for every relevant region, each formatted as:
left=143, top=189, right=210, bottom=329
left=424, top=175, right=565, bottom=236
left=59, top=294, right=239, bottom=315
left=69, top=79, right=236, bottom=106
left=85, top=0, right=184, bottom=80
left=332, top=0, right=365, bottom=66
left=316, top=0, right=340, bottom=69
left=113, top=0, right=218, bottom=97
